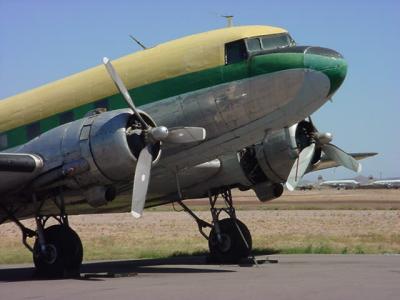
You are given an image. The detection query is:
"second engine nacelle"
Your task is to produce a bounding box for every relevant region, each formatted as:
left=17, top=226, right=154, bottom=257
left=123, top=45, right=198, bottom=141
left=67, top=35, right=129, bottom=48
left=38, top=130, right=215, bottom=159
left=241, top=120, right=321, bottom=185
left=253, top=126, right=299, bottom=183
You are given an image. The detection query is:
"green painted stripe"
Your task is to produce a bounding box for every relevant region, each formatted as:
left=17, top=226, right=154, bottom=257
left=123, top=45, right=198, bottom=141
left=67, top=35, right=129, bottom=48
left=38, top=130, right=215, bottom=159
left=1, top=52, right=345, bottom=150
left=6, top=127, right=27, bottom=149
left=40, top=115, right=60, bottom=133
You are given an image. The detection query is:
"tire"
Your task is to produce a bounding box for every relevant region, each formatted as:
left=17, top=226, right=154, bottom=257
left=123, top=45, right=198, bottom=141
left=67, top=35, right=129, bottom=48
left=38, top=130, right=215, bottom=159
left=208, top=218, right=252, bottom=263
left=33, top=225, right=83, bottom=278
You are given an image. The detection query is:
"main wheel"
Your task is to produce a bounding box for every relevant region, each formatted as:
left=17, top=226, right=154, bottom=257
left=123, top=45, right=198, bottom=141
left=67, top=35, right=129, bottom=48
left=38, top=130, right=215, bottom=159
left=33, top=225, right=83, bottom=278
left=208, top=218, right=252, bottom=263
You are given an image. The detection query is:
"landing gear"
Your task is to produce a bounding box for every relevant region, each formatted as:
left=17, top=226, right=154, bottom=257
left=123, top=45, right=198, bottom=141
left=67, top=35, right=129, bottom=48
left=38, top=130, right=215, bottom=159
left=33, top=222, right=83, bottom=278
left=178, top=188, right=253, bottom=263
left=0, top=191, right=83, bottom=278
left=32, top=193, right=83, bottom=278
left=208, top=218, right=252, bottom=263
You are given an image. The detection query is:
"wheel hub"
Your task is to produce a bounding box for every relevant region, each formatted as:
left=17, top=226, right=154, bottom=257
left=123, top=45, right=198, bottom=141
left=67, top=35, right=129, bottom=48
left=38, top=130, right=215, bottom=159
left=217, top=234, right=232, bottom=253
left=40, top=244, right=57, bottom=264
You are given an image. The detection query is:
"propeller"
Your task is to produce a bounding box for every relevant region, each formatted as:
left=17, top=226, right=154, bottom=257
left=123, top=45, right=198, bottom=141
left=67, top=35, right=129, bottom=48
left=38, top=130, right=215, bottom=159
left=286, top=118, right=361, bottom=191
left=103, top=57, right=206, bottom=218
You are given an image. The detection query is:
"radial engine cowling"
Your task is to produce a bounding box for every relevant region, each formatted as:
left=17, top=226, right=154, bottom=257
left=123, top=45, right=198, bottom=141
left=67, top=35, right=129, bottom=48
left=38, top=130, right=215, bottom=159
left=253, top=120, right=321, bottom=184
left=69, top=109, right=161, bottom=188
left=87, top=110, right=158, bottom=180
left=17, top=109, right=160, bottom=190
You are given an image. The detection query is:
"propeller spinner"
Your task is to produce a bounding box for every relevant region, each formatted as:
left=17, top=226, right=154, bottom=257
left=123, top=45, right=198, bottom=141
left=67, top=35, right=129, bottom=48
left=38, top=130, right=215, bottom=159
left=103, top=57, right=206, bottom=218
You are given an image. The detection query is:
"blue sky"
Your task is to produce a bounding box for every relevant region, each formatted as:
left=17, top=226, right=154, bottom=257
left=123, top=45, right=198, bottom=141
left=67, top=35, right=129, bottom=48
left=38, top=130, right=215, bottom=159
left=0, top=0, right=399, bottom=180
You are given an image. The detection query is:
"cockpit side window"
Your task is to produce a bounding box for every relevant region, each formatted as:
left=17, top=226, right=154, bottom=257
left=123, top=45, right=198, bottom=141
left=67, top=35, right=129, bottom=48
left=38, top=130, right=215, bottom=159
left=246, top=38, right=262, bottom=52
left=225, top=40, right=248, bottom=64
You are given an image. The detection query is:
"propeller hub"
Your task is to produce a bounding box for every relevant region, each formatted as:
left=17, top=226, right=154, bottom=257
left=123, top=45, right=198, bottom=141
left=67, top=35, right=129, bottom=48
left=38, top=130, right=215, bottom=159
left=316, top=132, right=333, bottom=144
left=149, top=126, right=169, bottom=141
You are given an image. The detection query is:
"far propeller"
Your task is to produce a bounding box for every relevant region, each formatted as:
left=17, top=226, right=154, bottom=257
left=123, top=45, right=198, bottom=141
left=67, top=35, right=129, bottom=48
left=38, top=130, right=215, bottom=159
left=103, top=57, right=206, bottom=218
left=286, top=118, right=361, bottom=191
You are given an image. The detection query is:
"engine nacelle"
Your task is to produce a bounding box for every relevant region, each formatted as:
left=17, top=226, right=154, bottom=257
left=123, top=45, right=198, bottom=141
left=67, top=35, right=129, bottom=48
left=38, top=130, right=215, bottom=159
left=252, top=182, right=284, bottom=202
left=84, top=185, right=117, bottom=208
left=244, top=120, right=321, bottom=185
left=176, top=152, right=284, bottom=203
left=253, top=126, right=299, bottom=183
left=233, top=120, right=322, bottom=199
left=16, top=109, right=160, bottom=191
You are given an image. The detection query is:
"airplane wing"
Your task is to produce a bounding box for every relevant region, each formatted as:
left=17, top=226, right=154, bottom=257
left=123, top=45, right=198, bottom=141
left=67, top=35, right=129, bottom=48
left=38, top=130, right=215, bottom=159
left=0, top=153, right=43, bottom=172
left=309, top=152, right=377, bottom=172
left=0, top=153, right=44, bottom=193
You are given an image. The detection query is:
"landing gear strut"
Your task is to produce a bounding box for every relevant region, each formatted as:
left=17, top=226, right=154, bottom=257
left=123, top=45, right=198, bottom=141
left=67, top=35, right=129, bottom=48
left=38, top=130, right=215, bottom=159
left=1, top=192, right=83, bottom=278
left=178, top=188, right=252, bottom=263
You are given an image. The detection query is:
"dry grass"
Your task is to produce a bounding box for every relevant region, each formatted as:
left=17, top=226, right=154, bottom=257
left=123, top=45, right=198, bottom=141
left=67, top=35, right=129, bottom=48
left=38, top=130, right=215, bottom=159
left=1, top=209, right=399, bottom=264
left=1, top=189, right=399, bottom=264
left=181, top=189, right=400, bottom=210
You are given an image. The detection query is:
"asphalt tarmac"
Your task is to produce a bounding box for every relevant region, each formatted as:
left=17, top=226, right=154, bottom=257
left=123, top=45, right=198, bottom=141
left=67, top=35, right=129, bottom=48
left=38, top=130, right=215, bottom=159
left=0, top=255, right=399, bottom=300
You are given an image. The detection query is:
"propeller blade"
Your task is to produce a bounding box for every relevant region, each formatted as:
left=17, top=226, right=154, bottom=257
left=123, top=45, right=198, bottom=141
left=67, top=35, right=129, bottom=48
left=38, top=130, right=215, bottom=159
left=286, top=143, right=316, bottom=191
left=163, top=127, right=206, bottom=144
left=103, top=57, right=149, bottom=129
left=322, top=143, right=362, bottom=173
left=131, top=145, right=153, bottom=218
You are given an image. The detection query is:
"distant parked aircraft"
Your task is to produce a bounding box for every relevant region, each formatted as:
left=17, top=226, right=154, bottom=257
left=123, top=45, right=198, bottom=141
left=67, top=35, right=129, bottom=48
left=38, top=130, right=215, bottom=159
left=320, top=179, right=360, bottom=189
left=372, top=179, right=400, bottom=189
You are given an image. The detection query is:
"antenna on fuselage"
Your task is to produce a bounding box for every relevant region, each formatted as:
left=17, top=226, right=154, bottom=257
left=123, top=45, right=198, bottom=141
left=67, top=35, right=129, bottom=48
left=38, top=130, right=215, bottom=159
left=221, top=15, right=234, bottom=27
left=129, top=35, right=147, bottom=50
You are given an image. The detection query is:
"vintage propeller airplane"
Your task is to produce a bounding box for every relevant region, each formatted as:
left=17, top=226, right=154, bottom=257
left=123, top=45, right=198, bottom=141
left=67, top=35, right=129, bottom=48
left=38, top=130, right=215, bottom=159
left=0, top=25, right=376, bottom=277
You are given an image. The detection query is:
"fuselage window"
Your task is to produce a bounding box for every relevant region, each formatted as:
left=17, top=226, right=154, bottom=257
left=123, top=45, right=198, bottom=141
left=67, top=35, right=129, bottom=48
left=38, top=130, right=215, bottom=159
left=95, top=99, right=109, bottom=110
left=0, top=134, right=8, bottom=150
left=246, top=38, right=262, bottom=52
left=27, top=122, right=40, bottom=140
left=225, top=40, right=248, bottom=64
left=60, top=111, right=74, bottom=124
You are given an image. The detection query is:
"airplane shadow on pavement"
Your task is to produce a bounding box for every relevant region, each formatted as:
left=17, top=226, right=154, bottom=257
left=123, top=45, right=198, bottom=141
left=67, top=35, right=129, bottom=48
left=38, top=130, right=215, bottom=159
left=0, top=255, right=235, bottom=282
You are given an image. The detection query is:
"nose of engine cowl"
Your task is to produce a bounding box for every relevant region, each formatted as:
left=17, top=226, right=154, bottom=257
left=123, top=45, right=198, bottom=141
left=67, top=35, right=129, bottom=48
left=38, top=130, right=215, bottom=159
left=304, top=47, right=347, bottom=97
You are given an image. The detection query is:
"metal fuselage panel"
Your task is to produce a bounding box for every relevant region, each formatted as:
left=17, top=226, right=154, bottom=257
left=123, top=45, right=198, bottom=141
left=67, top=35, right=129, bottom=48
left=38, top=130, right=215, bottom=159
left=119, top=68, right=330, bottom=208
left=144, top=68, right=330, bottom=172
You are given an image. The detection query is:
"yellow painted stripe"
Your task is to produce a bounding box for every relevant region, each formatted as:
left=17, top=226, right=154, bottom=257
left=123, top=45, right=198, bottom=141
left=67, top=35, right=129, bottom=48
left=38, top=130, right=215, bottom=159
left=0, top=25, right=286, bottom=132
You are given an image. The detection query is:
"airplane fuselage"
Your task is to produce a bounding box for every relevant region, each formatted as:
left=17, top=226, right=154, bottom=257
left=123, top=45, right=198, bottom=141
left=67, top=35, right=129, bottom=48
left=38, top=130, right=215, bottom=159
left=0, top=25, right=348, bottom=218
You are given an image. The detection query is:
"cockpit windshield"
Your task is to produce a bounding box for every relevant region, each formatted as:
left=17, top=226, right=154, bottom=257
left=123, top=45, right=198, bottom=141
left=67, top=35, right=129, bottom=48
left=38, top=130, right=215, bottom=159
left=224, top=34, right=296, bottom=65
left=246, top=34, right=296, bottom=52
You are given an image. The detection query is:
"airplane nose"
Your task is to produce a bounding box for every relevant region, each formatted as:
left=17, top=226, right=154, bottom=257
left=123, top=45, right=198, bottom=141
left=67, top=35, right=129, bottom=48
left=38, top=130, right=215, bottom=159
left=304, top=47, right=347, bottom=96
